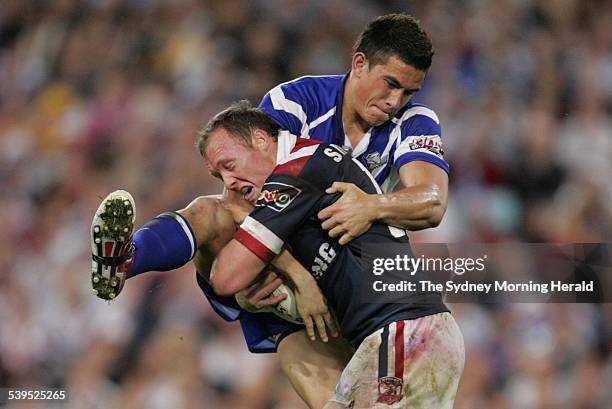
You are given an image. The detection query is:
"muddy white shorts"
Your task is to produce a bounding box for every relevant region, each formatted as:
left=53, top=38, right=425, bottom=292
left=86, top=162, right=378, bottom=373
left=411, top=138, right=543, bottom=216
left=330, top=312, right=465, bottom=408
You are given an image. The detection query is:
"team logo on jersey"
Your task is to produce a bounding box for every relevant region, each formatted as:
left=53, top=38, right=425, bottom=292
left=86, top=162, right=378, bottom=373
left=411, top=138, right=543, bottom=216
left=365, top=152, right=387, bottom=172
left=408, top=135, right=444, bottom=157
left=256, top=182, right=301, bottom=212
left=376, top=376, right=403, bottom=404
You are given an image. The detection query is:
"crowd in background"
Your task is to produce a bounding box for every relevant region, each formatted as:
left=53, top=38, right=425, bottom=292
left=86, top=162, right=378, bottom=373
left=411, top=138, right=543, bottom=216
left=0, top=0, right=610, bottom=407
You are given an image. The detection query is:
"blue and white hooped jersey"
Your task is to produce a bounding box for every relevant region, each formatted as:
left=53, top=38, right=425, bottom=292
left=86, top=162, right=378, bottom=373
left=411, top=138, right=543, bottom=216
left=259, top=73, right=449, bottom=193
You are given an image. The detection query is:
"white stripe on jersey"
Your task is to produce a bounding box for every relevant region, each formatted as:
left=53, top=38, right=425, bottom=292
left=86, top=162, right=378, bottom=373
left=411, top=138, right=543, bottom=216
left=309, top=107, right=336, bottom=130
left=392, top=105, right=440, bottom=125
left=276, top=130, right=298, bottom=164
left=241, top=216, right=284, bottom=255
left=173, top=213, right=196, bottom=258
left=348, top=129, right=371, bottom=157
left=278, top=144, right=319, bottom=165
left=269, top=86, right=309, bottom=135
left=390, top=105, right=442, bottom=167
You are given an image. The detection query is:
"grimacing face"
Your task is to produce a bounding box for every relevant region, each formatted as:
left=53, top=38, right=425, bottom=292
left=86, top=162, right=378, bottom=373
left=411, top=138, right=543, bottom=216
left=351, top=53, right=426, bottom=127
left=204, top=128, right=275, bottom=204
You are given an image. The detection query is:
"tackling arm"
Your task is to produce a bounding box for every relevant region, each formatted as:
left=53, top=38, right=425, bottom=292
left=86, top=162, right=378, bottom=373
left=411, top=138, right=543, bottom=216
left=374, top=161, right=448, bottom=229
left=210, top=238, right=267, bottom=296
left=211, top=240, right=337, bottom=337
left=319, top=161, right=448, bottom=244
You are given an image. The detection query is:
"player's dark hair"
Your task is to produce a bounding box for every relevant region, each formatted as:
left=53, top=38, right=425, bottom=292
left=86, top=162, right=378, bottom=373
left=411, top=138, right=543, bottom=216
left=196, top=100, right=280, bottom=156
left=352, top=13, right=434, bottom=71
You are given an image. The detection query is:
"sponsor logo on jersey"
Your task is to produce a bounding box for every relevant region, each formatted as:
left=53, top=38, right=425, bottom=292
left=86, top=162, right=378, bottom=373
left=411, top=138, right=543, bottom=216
left=376, top=376, right=404, bottom=404
left=408, top=135, right=444, bottom=157
left=256, top=182, right=301, bottom=212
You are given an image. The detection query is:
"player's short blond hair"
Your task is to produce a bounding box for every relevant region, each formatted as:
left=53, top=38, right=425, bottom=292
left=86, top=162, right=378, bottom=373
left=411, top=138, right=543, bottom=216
left=196, top=100, right=280, bottom=156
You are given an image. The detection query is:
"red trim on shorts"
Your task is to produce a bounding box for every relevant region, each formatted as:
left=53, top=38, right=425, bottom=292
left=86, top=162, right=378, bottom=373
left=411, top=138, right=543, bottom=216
left=394, top=320, right=405, bottom=379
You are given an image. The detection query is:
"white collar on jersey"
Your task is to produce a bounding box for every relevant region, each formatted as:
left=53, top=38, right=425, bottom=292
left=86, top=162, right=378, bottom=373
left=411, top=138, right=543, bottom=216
left=276, top=130, right=298, bottom=165
left=344, top=128, right=372, bottom=158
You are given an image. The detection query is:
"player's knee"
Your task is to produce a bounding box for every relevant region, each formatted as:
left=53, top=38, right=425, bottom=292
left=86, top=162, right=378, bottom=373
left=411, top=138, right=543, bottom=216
left=178, top=196, right=218, bottom=229
left=178, top=196, right=236, bottom=248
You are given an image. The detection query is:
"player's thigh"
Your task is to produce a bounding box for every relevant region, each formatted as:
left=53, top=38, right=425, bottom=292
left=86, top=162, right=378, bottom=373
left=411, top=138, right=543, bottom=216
left=332, top=313, right=464, bottom=409
left=322, top=403, right=345, bottom=409
left=278, top=329, right=353, bottom=409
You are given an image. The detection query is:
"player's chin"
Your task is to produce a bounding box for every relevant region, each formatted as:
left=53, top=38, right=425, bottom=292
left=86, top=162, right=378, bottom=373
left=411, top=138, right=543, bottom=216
left=366, top=110, right=389, bottom=126
left=368, top=117, right=387, bottom=127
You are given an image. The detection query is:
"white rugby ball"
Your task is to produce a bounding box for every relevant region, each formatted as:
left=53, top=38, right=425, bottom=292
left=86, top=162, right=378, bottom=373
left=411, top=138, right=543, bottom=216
left=270, top=283, right=303, bottom=325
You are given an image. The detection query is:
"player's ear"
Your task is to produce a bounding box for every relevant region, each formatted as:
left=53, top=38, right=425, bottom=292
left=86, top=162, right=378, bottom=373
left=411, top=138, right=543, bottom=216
left=351, top=52, right=369, bottom=77
left=251, top=129, right=270, bottom=151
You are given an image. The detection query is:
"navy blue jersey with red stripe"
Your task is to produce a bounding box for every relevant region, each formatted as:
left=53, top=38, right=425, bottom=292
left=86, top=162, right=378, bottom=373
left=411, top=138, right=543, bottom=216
left=235, top=134, right=448, bottom=346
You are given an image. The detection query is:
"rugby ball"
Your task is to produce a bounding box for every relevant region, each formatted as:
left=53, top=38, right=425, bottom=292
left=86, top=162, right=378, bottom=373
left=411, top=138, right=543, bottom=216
left=235, top=282, right=303, bottom=325
left=270, top=283, right=303, bottom=325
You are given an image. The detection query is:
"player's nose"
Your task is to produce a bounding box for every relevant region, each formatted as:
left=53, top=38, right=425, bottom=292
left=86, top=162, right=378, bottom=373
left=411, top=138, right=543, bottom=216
left=385, top=89, right=404, bottom=110
left=221, top=173, right=239, bottom=190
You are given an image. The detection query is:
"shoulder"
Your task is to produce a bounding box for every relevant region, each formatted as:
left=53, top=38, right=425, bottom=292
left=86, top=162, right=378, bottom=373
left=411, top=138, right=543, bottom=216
left=277, top=74, right=344, bottom=91
left=271, top=137, right=347, bottom=188
left=273, top=137, right=324, bottom=177
left=393, top=102, right=440, bottom=126
left=388, top=102, right=442, bottom=140
left=268, top=75, right=343, bottom=103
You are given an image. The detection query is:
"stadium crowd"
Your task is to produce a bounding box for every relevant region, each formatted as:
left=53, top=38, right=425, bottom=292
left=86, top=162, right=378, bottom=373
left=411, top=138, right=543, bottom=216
left=0, top=0, right=610, bottom=407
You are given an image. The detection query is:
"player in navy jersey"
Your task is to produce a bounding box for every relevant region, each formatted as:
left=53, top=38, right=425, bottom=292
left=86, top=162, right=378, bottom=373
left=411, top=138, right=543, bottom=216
left=202, top=101, right=463, bottom=408
left=90, top=14, right=458, bottom=407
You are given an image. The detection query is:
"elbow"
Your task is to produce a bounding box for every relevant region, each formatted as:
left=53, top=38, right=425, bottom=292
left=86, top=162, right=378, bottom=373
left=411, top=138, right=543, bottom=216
left=210, top=265, right=239, bottom=296
left=212, top=284, right=235, bottom=297
left=212, top=279, right=237, bottom=297
left=426, top=212, right=443, bottom=228
left=425, top=189, right=447, bottom=228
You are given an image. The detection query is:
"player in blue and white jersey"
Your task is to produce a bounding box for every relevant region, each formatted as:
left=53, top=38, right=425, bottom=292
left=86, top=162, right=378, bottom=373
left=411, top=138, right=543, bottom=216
left=257, top=13, right=449, bottom=247
left=202, top=101, right=463, bottom=408
left=89, top=14, right=458, bottom=408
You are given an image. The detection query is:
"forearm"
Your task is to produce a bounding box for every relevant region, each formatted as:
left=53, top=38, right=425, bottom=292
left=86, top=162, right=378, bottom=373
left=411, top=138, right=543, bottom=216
left=372, top=184, right=447, bottom=231
left=271, top=249, right=317, bottom=291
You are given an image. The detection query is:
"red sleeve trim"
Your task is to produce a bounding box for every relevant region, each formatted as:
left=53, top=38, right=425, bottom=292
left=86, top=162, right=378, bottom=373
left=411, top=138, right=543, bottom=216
left=233, top=229, right=276, bottom=263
